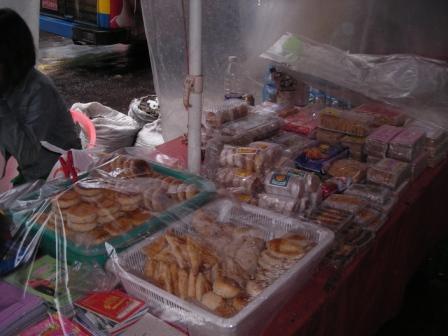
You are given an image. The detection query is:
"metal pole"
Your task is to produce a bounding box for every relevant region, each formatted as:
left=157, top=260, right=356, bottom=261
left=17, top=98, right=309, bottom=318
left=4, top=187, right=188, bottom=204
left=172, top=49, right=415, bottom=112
left=188, top=0, right=203, bottom=174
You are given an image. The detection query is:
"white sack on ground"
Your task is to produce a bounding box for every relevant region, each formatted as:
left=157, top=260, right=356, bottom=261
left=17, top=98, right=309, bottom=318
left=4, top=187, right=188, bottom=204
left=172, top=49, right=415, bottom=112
left=71, top=102, right=141, bottom=152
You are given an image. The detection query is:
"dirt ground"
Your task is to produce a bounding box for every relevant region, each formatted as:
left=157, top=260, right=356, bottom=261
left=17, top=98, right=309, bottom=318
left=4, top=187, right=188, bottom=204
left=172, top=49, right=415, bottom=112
left=38, top=31, right=154, bottom=114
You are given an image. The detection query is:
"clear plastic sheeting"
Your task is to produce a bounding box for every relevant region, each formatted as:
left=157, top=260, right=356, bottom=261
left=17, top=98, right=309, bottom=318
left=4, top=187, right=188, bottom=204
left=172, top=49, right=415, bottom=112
left=261, top=33, right=448, bottom=130
left=0, top=152, right=217, bottom=335
left=140, top=0, right=448, bottom=139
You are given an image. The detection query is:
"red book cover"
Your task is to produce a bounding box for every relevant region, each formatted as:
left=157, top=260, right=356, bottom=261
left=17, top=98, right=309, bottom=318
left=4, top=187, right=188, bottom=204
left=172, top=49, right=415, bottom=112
left=75, top=290, right=145, bottom=324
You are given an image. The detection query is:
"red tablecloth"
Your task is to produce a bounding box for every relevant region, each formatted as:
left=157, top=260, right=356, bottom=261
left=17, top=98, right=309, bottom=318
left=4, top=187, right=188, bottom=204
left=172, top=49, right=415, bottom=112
left=156, top=139, right=448, bottom=336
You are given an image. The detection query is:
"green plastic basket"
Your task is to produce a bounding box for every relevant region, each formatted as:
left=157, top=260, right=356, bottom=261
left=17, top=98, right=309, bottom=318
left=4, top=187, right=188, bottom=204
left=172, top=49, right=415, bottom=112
left=11, top=163, right=215, bottom=266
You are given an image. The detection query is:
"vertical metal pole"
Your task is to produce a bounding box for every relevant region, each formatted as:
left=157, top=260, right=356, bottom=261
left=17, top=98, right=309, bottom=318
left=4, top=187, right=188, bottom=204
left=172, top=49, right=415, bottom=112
left=188, top=0, right=203, bottom=174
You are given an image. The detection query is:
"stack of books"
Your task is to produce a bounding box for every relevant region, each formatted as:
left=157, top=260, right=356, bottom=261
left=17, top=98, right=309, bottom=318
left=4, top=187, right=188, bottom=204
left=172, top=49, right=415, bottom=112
left=74, top=290, right=148, bottom=335
left=19, top=313, right=88, bottom=336
left=0, top=281, right=48, bottom=336
left=5, top=255, right=81, bottom=315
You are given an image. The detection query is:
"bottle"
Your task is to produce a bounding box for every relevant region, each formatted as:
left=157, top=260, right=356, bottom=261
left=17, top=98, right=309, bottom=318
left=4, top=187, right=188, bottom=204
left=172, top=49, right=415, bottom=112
left=224, top=56, right=243, bottom=100
left=262, top=64, right=278, bottom=102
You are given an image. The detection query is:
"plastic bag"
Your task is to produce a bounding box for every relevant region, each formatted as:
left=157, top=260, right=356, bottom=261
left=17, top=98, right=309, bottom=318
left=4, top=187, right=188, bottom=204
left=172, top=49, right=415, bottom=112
left=134, top=119, right=165, bottom=149
left=128, top=95, right=160, bottom=128
left=71, top=102, right=141, bottom=152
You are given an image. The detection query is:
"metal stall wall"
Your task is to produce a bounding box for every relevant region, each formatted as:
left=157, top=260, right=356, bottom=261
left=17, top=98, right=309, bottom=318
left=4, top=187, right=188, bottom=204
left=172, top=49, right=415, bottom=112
left=140, top=0, right=448, bottom=140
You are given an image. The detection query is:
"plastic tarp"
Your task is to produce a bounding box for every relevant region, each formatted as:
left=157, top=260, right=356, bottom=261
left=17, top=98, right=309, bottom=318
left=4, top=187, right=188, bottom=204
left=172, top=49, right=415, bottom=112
left=140, top=0, right=448, bottom=140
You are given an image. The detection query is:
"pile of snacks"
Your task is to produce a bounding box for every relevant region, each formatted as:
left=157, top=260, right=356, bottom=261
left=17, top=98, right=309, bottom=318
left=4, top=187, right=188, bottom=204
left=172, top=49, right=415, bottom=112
left=319, top=108, right=374, bottom=137
left=36, top=157, right=200, bottom=247
left=140, top=209, right=316, bottom=317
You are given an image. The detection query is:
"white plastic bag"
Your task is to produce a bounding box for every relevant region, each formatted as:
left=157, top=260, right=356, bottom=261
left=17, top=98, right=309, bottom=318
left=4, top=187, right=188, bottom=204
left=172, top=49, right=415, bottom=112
left=128, top=95, right=160, bottom=127
left=134, top=119, right=165, bottom=149
left=71, top=102, right=141, bottom=152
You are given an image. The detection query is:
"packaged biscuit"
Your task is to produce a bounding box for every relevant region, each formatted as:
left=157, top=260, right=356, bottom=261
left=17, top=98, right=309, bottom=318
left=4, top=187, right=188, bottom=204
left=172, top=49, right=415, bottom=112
left=354, top=103, right=406, bottom=127
left=365, top=125, right=403, bottom=156
left=327, top=159, right=368, bottom=183
left=315, top=128, right=344, bottom=145
left=366, top=155, right=383, bottom=165
left=264, top=172, right=305, bottom=199
left=321, top=177, right=353, bottom=199
left=387, top=127, right=426, bottom=162
left=319, top=108, right=374, bottom=137
left=215, top=167, right=263, bottom=194
left=295, top=143, right=349, bottom=174
left=258, top=193, right=299, bottom=214
left=341, top=135, right=366, bottom=159
left=249, top=141, right=284, bottom=171
left=322, top=194, right=369, bottom=214
left=353, top=207, right=385, bottom=231
left=307, top=206, right=352, bottom=232
left=406, top=120, right=447, bottom=147
left=219, top=114, right=283, bottom=144
left=367, top=158, right=411, bottom=189
left=344, top=183, right=391, bottom=205
left=205, top=100, right=249, bottom=128
left=282, top=108, right=320, bottom=137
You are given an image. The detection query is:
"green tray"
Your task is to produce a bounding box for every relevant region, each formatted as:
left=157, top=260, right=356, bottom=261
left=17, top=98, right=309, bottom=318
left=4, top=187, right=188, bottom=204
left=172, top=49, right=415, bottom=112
left=11, top=163, right=215, bottom=266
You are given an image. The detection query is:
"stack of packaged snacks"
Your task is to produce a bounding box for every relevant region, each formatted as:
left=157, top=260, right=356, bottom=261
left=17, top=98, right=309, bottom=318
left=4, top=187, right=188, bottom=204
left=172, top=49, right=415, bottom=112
left=282, top=106, right=320, bottom=137
left=340, top=135, right=366, bottom=161
left=353, top=103, right=406, bottom=127
left=259, top=169, right=322, bottom=215
left=406, top=121, right=448, bottom=168
left=319, top=108, right=374, bottom=137
left=367, top=158, right=411, bottom=189
left=410, top=152, right=428, bottom=180
left=327, top=159, right=368, bottom=183
left=322, top=194, right=369, bottom=214
left=387, top=127, right=426, bottom=162
left=205, top=100, right=249, bottom=128
left=365, top=125, right=403, bottom=161
left=295, top=143, right=349, bottom=174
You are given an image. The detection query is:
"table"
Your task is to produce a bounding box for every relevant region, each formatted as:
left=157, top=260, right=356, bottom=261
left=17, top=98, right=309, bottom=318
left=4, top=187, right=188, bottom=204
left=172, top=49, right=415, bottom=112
left=156, top=138, right=448, bottom=336
left=263, top=159, right=448, bottom=336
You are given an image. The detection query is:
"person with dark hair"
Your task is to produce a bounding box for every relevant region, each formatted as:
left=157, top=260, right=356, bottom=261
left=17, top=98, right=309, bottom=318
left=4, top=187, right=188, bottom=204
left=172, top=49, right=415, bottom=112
left=0, top=8, right=81, bottom=184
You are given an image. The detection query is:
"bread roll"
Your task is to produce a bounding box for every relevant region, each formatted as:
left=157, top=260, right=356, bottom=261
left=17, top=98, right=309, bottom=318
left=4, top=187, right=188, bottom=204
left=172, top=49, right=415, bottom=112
left=213, top=277, right=241, bottom=299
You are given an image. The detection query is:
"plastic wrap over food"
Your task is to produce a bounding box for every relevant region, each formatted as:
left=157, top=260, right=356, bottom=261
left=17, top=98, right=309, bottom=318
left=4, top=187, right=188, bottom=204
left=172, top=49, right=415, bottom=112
left=406, top=120, right=447, bottom=147
left=319, top=108, right=374, bottom=137
left=106, top=199, right=334, bottom=336
left=216, top=168, right=263, bottom=195
left=327, top=159, right=368, bottom=183
left=295, top=143, right=349, bottom=174
left=365, top=125, right=403, bottom=157
left=340, top=135, right=366, bottom=161
left=315, top=128, right=344, bottom=145
left=218, top=114, right=283, bottom=144
left=344, top=183, right=391, bottom=205
left=322, top=194, right=369, bottom=214
left=261, top=33, right=448, bottom=131
left=367, top=158, right=411, bottom=189
left=265, top=131, right=317, bottom=158
left=0, top=152, right=219, bottom=336
left=282, top=107, right=320, bottom=137
left=205, top=100, right=249, bottom=128
left=353, top=103, right=406, bottom=127
left=258, top=193, right=299, bottom=215
left=387, top=127, right=426, bottom=162
left=218, top=142, right=282, bottom=174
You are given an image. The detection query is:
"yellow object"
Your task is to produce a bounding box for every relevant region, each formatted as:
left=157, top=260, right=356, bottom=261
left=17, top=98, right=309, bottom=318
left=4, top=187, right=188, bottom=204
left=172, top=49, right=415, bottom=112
left=98, top=0, right=110, bottom=14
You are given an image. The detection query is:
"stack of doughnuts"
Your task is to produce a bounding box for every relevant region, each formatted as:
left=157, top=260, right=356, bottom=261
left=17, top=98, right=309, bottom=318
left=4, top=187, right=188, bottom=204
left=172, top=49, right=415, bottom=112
left=141, top=208, right=315, bottom=318
left=37, top=166, right=200, bottom=246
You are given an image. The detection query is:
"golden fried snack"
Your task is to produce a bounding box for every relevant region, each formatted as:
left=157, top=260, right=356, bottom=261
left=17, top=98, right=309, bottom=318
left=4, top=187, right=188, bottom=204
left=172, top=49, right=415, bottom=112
left=178, top=269, right=189, bottom=299
left=188, top=271, right=197, bottom=299
left=143, top=235, right=168, bottom=258
left=213, top=277, right=241, bottom=299
left=201, top=291, right=224, bottom=311
left=195, top=272, right=211, bottom=302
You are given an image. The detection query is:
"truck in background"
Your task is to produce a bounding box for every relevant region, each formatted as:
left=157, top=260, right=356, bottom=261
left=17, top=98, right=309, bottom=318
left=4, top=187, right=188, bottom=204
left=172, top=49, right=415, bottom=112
left=40, top=0, right=145, bottom=45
